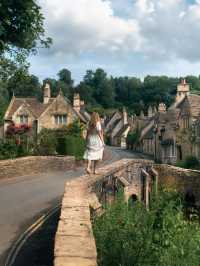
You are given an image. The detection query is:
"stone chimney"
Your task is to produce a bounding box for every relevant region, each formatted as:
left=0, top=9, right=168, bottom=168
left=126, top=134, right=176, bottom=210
left=176, top=79, right=190, bottom=102
left=73, top=93, right=81, bottom=112
left=140, top=110, right=145, bottom=119
left=123, top=107, right=128, bottom=126
left=43, top=83, right=51, bottom=104
left=122, top=107, right=128, bottom=125
left=158, top=103, right=167, bottom=113
left=148, top=105, right=153, bottom=117
left=153, top=106, right=157, bottom=114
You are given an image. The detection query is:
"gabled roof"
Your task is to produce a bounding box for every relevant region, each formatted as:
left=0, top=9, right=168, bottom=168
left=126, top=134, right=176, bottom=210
left=171, top=94, right=200, bottom=119
left=4, top=97, right=54, bottom=119
left=115, top=124, right=130, bottom=138
left=187, top=94, right=200, bottom=118
left=4, top=95, right=89, bottom=124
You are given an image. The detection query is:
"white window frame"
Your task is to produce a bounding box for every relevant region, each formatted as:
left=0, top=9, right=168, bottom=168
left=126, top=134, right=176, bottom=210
left=54, top=115, right=67, bottom=125
left=20, top=115, right=28, bottom=124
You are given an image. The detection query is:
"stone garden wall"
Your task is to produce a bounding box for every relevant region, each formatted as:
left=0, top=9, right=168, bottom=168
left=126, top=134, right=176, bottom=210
left=155, top=164, right=200, bottom=205
left=0, top=156, right=75, bottom=179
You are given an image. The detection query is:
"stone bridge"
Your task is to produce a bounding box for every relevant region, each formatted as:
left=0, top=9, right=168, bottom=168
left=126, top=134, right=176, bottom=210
left=54, top=158, right=158, bottom=266
left=54, top=158, right=200, bottom=266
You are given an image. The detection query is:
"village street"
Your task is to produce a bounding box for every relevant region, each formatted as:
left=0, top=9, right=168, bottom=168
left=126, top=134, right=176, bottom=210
left=0, top=147, right=149, bottom=264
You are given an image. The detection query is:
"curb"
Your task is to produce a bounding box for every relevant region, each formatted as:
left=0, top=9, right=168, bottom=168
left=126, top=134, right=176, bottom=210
left=5, top=203, right=61, bottom=266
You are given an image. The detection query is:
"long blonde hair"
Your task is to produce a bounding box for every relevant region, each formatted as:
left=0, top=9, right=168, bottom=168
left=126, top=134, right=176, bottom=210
left=88, top=112, right=100, bottom=134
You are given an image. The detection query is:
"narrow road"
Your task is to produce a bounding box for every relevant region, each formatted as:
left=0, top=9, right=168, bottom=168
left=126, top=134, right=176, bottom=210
left=0, top=147, right=150, bottom=264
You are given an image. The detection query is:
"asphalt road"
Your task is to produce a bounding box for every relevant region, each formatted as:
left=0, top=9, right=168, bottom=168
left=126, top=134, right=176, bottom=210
left=0, top=147, right=149, bottom=264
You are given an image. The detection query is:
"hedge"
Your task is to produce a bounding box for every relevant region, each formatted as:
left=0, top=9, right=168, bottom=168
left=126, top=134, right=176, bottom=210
left=57, top=136, right=86, bottom=159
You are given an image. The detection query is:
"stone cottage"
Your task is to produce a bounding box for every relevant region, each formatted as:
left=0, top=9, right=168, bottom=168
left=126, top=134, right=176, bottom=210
left=104, top=108, right=131, bottom=148
left=136, top=79, right=200, bottom=164
left=3, top=84, right=90, bottom=136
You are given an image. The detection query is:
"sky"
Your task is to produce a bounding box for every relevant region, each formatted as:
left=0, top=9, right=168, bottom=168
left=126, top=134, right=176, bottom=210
left=29, top=0, right=200, bottom=83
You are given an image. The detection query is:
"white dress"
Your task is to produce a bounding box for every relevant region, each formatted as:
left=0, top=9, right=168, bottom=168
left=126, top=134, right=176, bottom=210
left=84, top=121, right=104, bottom=160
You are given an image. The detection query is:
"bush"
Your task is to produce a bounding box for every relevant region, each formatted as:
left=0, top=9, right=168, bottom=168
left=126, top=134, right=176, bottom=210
left=176, top=156, right=200, bottom=170
left=126, top=128, right=140, bottom=149
left=93, top=190, right=200, bottom=266
left=36, top=129, right=57, bottom=155
left=0, top=139, right=29, bottom=159
left=56, top=136, right=86, bottom=159
left=184, top=156, right=200, bottom=169
left=0, top=140, right=17, bottom=159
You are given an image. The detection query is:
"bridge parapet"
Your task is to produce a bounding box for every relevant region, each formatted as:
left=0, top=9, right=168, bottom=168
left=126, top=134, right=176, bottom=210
left=54, top=158, right=156, bottom=266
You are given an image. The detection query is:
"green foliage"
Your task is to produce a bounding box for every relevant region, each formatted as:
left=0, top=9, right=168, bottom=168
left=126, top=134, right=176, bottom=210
left=43, top=68, right=74, bottom=99
left=0, top=140, right=17, bottom=159
left=65, top=120, right=85, bottom=137
left=93, top=190, right=200, bottom=266
left=0, top=0, right=52, bottom=55
left=126, top=128, right=140, bottom=149
left=0, top=139, right=29, bottom=159
left=36, top=121, right=86, bottom=158
left=176, top=156, right=200, bottom=170
left=6, top=67, right=41, bottom=98
left=56, top=136, right=86, bottom=159
left=36, top=129, right=57, bottom=155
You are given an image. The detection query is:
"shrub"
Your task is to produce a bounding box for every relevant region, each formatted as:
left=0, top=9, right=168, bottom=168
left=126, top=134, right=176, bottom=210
left=56, top=136, right=86, bottom=159
left=184, top=156, right=200, bottom=169
left=93, top=190, right=200, bottom=266
left=176, top=156, right=200, bottom=170
left=126, top=128, right=140, bottom=149
left=0, top=139, right=29, bottom=159
left=0, top=140, right=18, bottom=159
left=36, top=129, right=57, bottom=155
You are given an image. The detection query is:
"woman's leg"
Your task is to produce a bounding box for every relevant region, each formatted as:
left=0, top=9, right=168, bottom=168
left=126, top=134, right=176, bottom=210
left=93, top=160, right=99, bottom=174
left=86, top=160, right=92, bottom=174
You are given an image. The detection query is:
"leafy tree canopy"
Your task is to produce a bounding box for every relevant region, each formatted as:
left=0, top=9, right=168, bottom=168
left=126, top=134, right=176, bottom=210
left=0, top=0, right=52, bottom=56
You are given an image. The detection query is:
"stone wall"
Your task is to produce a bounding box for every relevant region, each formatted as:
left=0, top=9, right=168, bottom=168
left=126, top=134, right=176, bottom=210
left=0, top=156, right=75, bottom=179
left=54, top=159, right=154, bottom=266
left=155, top=164, right=200, bottom=205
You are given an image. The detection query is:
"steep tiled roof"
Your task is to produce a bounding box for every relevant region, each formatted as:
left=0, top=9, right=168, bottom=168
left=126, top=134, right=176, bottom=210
left=187, top=94, right=200, bottom=118
left=115, top=124, right=130, bottom=138
left=142, top=123, right=154, bottom=139
left=172, top=94, right=200, bottom=119
left=5, top=97, right=54, bottom=119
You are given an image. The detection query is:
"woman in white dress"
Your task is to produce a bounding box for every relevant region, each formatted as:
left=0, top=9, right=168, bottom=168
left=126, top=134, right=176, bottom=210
left=84, top=112, right=105, bottom=174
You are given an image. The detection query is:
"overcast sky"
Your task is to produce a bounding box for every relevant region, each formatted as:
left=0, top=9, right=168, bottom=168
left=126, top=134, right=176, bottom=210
left=29, top=0, right=200, bottom=83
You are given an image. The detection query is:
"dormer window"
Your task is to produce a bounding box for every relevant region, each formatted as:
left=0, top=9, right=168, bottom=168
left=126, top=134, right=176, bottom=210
left=20, top=115, right=28, bottom=124
left=54, top=115, right=67, bottom=125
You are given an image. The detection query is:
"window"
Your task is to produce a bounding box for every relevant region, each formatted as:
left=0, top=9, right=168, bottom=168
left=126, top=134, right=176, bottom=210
left=54, top=115, right=67, bottom=125
left=182, top=117, right=189, bottom=129
left=20, top=115, right=28, bottom=124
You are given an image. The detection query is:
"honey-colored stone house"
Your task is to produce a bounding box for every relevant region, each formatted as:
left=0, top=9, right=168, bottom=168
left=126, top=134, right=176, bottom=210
left=136, top=79, right=200, bottom=164
left=3, top=84, right=90, bottom=136
left=104, top=108, right=131, bottom=147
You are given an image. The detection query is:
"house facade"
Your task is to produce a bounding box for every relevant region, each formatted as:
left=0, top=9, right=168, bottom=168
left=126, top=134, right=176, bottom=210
left=104, top=108, right=131, bottom=148
left=136, top=79, right=200, bottom=164
left=3, top=84, right=89, bottom=136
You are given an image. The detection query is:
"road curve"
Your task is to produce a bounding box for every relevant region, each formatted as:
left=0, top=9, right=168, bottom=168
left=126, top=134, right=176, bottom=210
left=0, top=147, right=149, bottom=263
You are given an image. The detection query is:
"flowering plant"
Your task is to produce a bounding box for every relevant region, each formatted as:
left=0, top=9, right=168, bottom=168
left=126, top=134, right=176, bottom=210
left=6, top=123, right=31, bottom=136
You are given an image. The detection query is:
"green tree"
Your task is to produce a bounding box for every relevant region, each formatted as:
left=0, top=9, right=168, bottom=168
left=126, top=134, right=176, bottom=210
left=6, top=68, right=41, bottom=98
left=75, top=82, right=94, bottom=104
left=186, top=76, right=200, bottom=93
left=0, top=0, right=52, bottom=55
left=57, top=68, right=74, bottom=98
left=0, top=81, right=9, bottom=123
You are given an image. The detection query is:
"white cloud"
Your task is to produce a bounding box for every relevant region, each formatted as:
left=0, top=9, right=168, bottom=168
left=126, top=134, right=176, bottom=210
left=39, top=0, right=142, bottom=57
left=30, top=0, right=200, bottom=81
left=132, top=0, right=200, bottom=62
